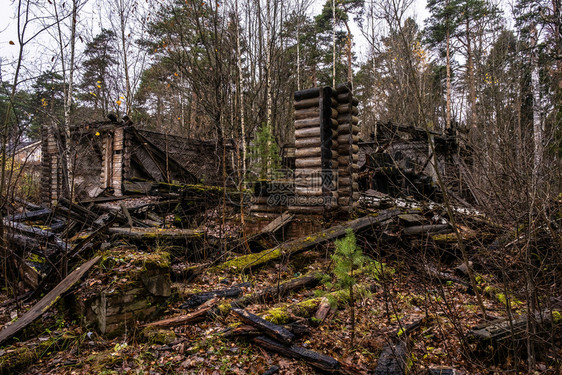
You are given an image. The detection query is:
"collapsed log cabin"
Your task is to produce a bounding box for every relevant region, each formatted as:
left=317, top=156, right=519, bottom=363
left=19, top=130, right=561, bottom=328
left=357, top=121, right=471, bottom=203
left=41, top=116, right=235, bottom=203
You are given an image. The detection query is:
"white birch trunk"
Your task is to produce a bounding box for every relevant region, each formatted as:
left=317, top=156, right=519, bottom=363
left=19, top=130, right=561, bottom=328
left=235, top=0, right=247, bottom=175
left=332, top=0, right=336, bottom=87
left=265, top=0, right=273, bottom=172
left=530, top=24, right=543, bottom=183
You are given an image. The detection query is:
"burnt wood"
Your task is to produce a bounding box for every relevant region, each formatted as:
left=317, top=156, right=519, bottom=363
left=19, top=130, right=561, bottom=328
left=181, top=282, right=250, bottom=309
left=232, top=308, right=295, bottom=344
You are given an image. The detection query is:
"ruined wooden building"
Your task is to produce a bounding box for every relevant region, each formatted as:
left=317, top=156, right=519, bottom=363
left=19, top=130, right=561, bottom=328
left=40, top=85, right=464, bottom=211
left=41, top=117, right=233, bottom=204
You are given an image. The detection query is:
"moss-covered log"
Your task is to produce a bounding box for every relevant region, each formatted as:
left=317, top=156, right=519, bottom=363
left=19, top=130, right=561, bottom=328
left=230, top=273, right=323, bottom=309
left=0, top=330, right=80, bottom=375
left=218, top=210, right=400, bottom=273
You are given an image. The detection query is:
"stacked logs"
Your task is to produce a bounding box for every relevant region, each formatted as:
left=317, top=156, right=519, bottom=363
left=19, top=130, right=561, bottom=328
left=291, top=87, right=338, bottom=215
left=335, top=83, right=360, bottom=212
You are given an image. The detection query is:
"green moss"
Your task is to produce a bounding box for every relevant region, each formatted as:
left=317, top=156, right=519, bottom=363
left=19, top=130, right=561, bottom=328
left=218, top=248, right=282, bottom=273
left=552, top=310, right=561, bottom=323
left=261, top=307, right=290, bottom=325
left=0, top=331, right=79, bottom=374
left=431, top=233, right=458, bottom=243
left=294, top=298, right=322, bottom=317
left=142, top=252, right=170, bottom=271
left=27, top=253, right=45, bottom=264
left=218, top=303, right=232, bottom=315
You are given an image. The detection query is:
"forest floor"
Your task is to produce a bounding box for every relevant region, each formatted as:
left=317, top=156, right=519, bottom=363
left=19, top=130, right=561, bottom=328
left=0, top=207, right=561, bottom=375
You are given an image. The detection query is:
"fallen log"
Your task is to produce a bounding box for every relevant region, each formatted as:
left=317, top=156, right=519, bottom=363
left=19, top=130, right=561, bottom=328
left=402, top=224, right=450, bottom=236
left=251, top=336, right=361, bottom=374
left=232, top=308, right=295, bottom=344
left=231, top=273, right=323, bottom=309
left=108, top=227, right=203, bottom=240
left=224, top=322, right=310, bottom=339
left=0, top=256, right=101, bottom=346
left=467, top=309, right=559, bottom=345
left=144, top=298, right=218, bottom=328
left=180, top=282, right=250, bottom=309
left=253, top=335, right=338, bottom=370
left=373, top=318, right=423, bottom=374
left=3, top=219, right=68, bottom=251
left=219, top=210, right=400, bottom=273
left=5, top=208, right=52, bottom=222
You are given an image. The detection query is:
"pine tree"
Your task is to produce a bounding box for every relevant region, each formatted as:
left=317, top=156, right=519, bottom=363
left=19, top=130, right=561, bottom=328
left=424, top=0, right=461, bottom=129
left=331, top=228, right=367, bottom=347
left=79, top=29, right=119, bottom=119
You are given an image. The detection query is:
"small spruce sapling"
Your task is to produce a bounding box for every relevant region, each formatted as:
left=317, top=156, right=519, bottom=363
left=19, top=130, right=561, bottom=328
left=330, top=228, right=367, bottom=347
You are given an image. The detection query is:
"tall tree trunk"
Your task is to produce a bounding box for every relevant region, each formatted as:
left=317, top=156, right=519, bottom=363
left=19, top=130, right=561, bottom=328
left=54, top=0, right=77, bottom=200
left=235, top=0, right=246, bottom=176
left=296, top=24, right=301, bottom=91
left=332, top=0, right=336, bottom=87
left=445, top=16, right=452, bottom=130
left=265, top=0, right=273, bottom=173
left=344, top=21, right=352, bottom=85
left=66, top=0, right=77, bottom=201
left=530, top=23, right=543, bottom=185
left=118, top=0, right=132, bottom=116
left=466, top=18, right=477, bottom=135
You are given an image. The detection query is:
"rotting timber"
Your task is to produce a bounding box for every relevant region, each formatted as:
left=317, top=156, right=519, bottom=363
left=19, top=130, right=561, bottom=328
left=1, top=87, right=560, bottom=375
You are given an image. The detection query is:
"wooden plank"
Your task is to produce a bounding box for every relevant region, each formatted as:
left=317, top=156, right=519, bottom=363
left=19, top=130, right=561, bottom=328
left=397, top=214, right=425, bottom=226
left=3, top=219, right=68, bottom=251
left=144, top=298, right=218, bottom=328
left=232, top=308, right=295, bottom=344
left=0, top=256, right=101, bottom=346
left=5, top=208, right=52, bottom=222
left=108, top=227, right=203, bottom=239
left=260, top=212, right=294, bottom=234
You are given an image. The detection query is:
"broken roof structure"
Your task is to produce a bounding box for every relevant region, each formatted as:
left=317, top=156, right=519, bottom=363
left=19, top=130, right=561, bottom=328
left=41, top=116, right=234, bottom=203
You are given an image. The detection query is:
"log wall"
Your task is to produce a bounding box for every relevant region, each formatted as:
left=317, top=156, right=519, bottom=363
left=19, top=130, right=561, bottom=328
left=290, top=84, right=360, bottom=216
left=290, top=87, right=338, bottom=215
left=40, top=126, right=61, bottom=205
left=335, top=83, right=360, bottom=211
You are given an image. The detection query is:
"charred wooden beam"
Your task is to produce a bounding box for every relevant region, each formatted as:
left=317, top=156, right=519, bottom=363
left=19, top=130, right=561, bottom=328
left=180, top=283, right=250, bottom=309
